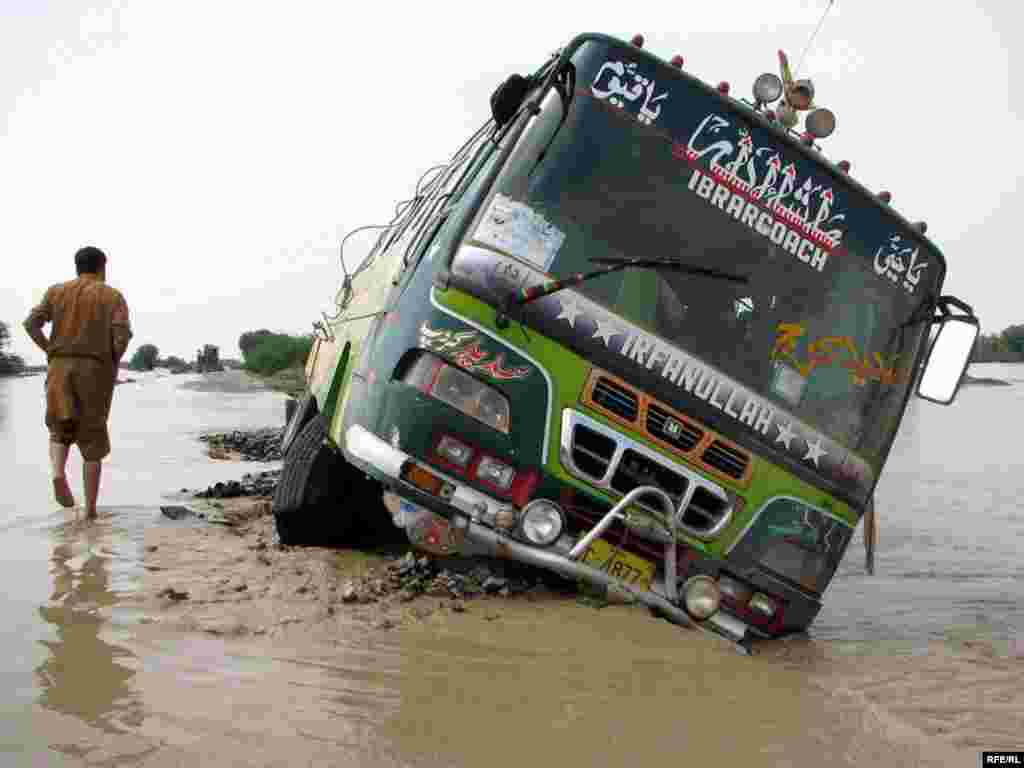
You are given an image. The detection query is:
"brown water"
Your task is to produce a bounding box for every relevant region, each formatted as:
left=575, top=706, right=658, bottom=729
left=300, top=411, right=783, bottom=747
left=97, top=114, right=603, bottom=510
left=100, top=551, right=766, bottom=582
left=1, top=367, right=1021, bottom=765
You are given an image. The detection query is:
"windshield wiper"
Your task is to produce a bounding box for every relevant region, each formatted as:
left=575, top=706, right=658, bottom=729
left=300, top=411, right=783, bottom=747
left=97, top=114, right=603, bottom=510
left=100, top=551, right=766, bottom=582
left=495, top=256, right=748, bottom=328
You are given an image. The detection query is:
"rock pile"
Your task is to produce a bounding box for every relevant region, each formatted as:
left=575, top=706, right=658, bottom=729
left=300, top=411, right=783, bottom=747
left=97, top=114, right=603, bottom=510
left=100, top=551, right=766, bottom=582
left=192, top=470, right=281, bottom=499
left=336, top=552, right=558, bottom=606
left=199, top=427, right=284, bottom=462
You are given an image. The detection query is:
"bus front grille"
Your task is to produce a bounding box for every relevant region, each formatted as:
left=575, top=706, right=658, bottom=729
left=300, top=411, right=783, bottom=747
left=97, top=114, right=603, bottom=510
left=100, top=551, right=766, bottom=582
left=562, top=411, right=734, bottom=540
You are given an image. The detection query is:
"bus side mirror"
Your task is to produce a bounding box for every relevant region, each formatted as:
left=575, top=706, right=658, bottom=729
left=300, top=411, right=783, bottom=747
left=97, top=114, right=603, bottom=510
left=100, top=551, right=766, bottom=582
left=916, top=314, right=979, bottom=405
left=491, top=74, right=532, bottom=127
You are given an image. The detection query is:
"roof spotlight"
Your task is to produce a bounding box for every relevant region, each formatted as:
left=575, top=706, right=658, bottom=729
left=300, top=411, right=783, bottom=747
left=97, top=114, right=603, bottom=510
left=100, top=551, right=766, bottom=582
left=631, top=33, right=645, bottom=48
left=752, top=72, right=783, bottom=105
left=805, top=108, right=836, bottom=139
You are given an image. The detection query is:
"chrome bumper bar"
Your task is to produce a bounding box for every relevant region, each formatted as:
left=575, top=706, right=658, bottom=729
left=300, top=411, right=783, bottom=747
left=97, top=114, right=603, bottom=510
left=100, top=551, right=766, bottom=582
left=345, top=424, right=751, bottom=655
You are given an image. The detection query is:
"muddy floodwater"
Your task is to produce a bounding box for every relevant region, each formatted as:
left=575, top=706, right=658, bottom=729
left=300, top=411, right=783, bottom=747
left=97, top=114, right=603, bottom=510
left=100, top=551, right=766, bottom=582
left=1, top=366, right=1021, bottom=766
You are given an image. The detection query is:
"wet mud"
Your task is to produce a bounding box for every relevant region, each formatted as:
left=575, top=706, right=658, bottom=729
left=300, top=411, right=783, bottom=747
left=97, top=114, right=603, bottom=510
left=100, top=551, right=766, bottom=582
left=7, top=367, right=1021, bottom=765
left=27, top=498, right=1020, bottom=767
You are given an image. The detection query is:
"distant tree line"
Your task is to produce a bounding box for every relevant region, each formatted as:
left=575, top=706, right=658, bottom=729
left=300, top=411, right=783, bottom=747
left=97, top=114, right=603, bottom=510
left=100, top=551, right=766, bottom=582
left=3, top=317, right=250, bottom=377
left=238, top=328, right=314, bottom=375
left=972, top=324, right=1024, bottom=363
left=163, top=355, right=188, bottom=369
left=126, top=346, right=206, bottom=372
left=0, top=321, right=25, bottom=375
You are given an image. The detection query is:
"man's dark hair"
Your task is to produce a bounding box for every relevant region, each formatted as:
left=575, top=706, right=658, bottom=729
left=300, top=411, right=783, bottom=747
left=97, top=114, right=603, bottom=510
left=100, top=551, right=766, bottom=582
left=75, top=246, right=107, bottom=275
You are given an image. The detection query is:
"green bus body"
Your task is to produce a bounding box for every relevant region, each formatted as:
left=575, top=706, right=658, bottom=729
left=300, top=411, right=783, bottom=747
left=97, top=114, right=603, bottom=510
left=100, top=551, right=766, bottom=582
left=306, top=34, right=949, bottom=648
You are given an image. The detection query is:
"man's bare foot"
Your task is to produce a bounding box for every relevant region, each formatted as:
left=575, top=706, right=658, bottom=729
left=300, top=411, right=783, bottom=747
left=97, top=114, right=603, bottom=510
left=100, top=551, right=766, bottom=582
left=53, top=476, right=75, bottom=508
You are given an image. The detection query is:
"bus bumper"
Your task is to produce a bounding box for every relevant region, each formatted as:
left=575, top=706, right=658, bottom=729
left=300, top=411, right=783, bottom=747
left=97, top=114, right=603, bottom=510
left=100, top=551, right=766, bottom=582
left=345, top=423, right=754, bottom=655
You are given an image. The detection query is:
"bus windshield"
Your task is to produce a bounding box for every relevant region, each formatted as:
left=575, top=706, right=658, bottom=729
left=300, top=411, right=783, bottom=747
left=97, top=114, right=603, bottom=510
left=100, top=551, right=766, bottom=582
left=482, top=38, right=941, bottom=470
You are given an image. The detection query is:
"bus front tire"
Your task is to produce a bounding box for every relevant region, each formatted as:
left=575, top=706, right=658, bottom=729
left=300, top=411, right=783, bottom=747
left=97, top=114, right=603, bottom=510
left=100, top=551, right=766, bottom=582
left=272, top=413, right=356, bottom=547
left=280, top=392, right=317, bottom=459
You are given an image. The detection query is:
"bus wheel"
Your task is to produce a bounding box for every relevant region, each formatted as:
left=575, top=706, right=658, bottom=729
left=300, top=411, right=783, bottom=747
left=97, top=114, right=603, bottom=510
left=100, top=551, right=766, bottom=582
left=280, top=392, right=317, bottom=459
left=272, top=413, right=357, bottom=547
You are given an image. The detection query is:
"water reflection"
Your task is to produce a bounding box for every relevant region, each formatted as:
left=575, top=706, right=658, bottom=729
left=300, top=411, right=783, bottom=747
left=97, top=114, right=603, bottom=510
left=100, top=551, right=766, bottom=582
left=35, top=522, right=144, bottom=734
left=0, top=377, right=8, bottom=433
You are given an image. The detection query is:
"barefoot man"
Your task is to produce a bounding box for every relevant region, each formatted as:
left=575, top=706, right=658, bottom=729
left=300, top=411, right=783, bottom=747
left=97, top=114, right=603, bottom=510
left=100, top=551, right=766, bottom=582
left=23, top=246, right=133, bottom=519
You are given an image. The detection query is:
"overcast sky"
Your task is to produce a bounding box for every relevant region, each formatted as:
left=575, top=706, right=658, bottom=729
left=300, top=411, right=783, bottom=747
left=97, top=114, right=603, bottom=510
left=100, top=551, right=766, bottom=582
left=3, top=1, right=1019, bottom=365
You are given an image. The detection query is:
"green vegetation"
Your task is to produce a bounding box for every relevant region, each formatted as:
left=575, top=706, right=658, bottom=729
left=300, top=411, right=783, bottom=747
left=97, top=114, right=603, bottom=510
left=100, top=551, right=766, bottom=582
left=972, top=324, right=1024, bottom=363
left=129, top=343, right=160, bottom=371
left=238, top=329, right=313, bottom=375
left=257, top=364, right=307, bottom=398
left=239, top=329, right=274, bottom=357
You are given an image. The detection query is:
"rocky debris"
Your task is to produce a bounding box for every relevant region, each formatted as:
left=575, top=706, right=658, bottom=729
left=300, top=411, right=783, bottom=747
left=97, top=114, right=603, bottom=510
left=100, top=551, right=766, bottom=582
left=192, top=470, right=281, bottom=500
left=158, top=587, right=189, bottom=601
left=483, top=576, right=508, bottom=594
left=340, top=582, right=360, bottom=603
left=161, top=498, right=273, bottom=527
left=160, top=505, right=195, bottom=520
left=332, top=551, right=554, bottom=608
left=198, top=427, right=285, bottom=462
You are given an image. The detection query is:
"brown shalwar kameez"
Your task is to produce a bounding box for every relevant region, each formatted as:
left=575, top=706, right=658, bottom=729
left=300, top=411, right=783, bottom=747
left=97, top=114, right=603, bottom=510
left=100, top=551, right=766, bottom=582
left=26, top=275, right=132, bottom=461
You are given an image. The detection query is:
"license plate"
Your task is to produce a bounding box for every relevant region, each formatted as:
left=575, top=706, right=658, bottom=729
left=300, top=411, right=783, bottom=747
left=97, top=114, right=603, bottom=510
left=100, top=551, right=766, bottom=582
left=581, top=538, right=655, bottom=591
left=400, top=500, right=461, bottom=555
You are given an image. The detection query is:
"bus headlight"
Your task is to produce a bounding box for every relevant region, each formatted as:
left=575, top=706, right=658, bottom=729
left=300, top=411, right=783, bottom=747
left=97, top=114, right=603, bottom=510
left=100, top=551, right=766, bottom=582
left=404, top=355, right=511, bottom=434
left=519, top=500, right=565, bottom=546
left=683, top=575, right=721, bottom=620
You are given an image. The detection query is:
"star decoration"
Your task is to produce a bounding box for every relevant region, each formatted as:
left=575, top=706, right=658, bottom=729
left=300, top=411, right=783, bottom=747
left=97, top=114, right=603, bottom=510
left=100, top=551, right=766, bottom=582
left=803, top=436, right=827, bottom=467
left=775, top=421, right=798, bottom=450
left=555, top=296, right=584, bottom=328
left=591, top=315, right=622, bottom=347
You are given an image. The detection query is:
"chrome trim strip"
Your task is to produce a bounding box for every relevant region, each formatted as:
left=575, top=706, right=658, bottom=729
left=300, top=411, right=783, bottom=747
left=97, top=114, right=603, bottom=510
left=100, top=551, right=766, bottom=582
left=429, top=286, right=554, bottom=465
left=559, top=409, right=734, bottom=540
left=345, top=424, right=511, bottom=527
left=708, top=610, right=750, bottom=641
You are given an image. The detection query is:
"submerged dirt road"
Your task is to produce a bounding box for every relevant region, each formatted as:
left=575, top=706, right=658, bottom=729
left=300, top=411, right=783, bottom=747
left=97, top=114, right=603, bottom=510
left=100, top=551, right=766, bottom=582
left=34, top=498, right=1020, bottom=767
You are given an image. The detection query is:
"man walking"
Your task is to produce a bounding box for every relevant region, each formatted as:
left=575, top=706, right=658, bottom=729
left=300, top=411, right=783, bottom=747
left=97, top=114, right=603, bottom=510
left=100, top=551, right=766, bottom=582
left=23, top=246, right=133, bottom=519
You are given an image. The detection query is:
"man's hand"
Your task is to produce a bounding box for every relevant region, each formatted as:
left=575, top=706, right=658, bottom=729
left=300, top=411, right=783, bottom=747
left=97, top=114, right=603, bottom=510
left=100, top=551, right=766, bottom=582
left=24, top=288, right=54, bottom=355
left=111, top=321, right=131, bottom=378
left=23, top=316, right=50, bottom=355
